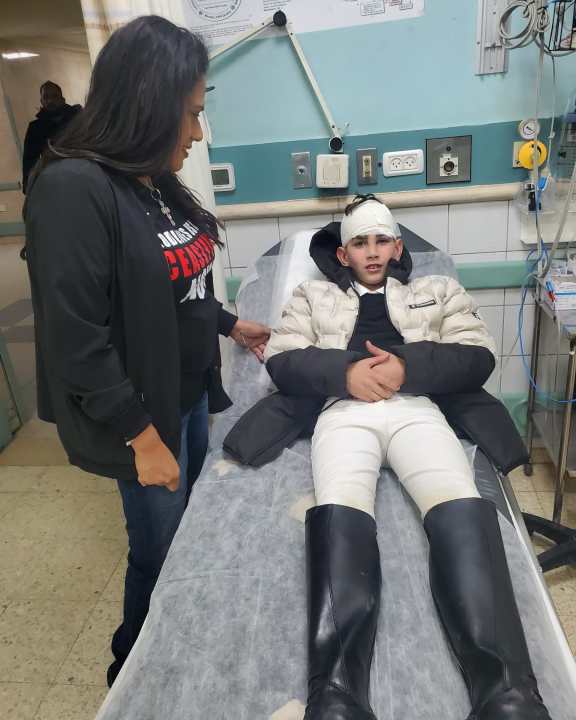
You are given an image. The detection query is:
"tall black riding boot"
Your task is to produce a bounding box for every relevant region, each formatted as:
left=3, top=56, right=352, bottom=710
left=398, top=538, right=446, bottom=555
left=424, top=497, right=553, bottom=720
left=304, top=504, right=381, bottom=720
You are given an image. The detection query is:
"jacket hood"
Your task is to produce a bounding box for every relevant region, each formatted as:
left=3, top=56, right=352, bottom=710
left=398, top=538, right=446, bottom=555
left=35, top=104, right=80, bottom=122
left=310, top=221, right=413, bottom=292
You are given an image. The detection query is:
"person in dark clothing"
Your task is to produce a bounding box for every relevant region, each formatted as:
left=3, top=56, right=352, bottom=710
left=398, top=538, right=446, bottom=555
left=24, top=16, right=269, bottom=689
left=264, top=196, right=553, bottom=720
left=22, top=81, right=81, bottom=193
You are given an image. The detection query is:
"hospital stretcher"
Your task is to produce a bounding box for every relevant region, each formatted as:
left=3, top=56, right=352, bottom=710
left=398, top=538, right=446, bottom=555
left=95, top=228, right=576, bottom=720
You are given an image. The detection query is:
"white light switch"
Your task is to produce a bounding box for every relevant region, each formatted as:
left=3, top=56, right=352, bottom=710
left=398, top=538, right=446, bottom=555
left=316, top=154, right=349, bottom=189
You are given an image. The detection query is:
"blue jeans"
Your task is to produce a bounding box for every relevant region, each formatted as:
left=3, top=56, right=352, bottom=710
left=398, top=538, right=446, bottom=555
left=109, top=394, right=209, bottom=686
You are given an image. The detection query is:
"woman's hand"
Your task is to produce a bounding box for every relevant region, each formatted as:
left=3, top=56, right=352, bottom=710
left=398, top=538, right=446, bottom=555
left=230, top=319, right=271, bottom=362
left=130, top=424, right=180, bottom=492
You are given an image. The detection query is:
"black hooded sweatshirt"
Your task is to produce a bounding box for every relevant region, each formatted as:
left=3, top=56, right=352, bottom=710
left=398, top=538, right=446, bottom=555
left=22, top=104, right=81, bottom=192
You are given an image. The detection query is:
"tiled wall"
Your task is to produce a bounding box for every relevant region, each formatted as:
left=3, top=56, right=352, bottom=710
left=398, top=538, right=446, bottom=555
left=218, top=200, right=552, bottom=400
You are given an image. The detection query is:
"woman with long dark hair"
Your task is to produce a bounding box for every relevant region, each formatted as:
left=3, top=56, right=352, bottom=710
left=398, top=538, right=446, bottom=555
left=24, top=15, right=269, bottom=687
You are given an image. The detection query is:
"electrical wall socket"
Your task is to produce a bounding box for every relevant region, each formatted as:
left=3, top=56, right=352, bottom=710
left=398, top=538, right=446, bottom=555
left=382, top=149, right=424, bottom=177
left=357, top=148, right=378, bottom=185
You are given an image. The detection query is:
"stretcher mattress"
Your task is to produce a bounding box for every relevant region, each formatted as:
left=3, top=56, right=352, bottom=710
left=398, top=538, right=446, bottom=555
left=96, top=229, right=576, bottom=720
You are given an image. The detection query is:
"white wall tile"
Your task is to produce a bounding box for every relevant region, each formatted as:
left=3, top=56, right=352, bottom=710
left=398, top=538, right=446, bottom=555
left=503, top=304, right=534, bottom=356
left=484, top=357, right=502, bottom=397
left=478, top=306, right=504, bottom=355
left=449, top=201, right=508, bottom=255
left=453, top=252, right=507, bottom=265
left=279, top=214, right=333, bottom=241
left=501, top=355, right=531, bottom=395
left=504, top=288, right=534, bottom=305
left=506, top=250, right=531, bottom=261
left=226, top=218, right=280, bottom=268
left=219, top=223, right=232, bottom=267
left=228, top=267, right=249, bottom=279
left=507, top=201, right=524, bottom=252
left=470, top=289, right=504, bottom=306
left=394, top=205, right=449, bottom=253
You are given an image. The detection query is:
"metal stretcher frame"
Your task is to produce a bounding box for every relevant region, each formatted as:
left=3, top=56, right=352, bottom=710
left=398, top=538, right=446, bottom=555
left=95, top=229, right=576, bottom=720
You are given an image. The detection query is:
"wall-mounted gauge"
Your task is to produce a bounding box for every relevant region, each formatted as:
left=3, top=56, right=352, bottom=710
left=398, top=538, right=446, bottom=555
left=518, top=119, right=541, bottom=141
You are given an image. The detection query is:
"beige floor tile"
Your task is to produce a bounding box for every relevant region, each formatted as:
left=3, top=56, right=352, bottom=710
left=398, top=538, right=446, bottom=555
left=508, top=466, right=535, bottom=493
left=515, top=492, right=544, bottom=517
left=56, top=601, right=122, bottom=687
left=0, top=600, right=94, bottom=683
left=544, top=566, right=576, bottom=618
left=560, top=492, right=576, bottom=527
left=530, top=534, right=553, bottom=555
left=0, top=492, right=27, bottom=521
left=531, top=447, right=552, bottom=463
left=0, top=466, right=114, bottom=495
left=0, top=682, right=50, bottom=720
left=0, top=438, right=69, bottom=467
left=1, top=493, right=95, bottom=541
left=1, top=491, right=125, bottom=543
left=34, top=684, right=108, bottom=720
left=536, top=492, right=555, bottom=519
left=0, top=466, right=46, bottom=493
left=38, top=467, right=117, bottom=495
left=0, top=535, right=125, bottom=604
left=529, top=463, right=556, bottom=492
left=0, top=536, right=45, bottom=606
left=101, top=558, right=126, bottom=604
left=557, top=613, right=576, bottom=655
left=532, top=490, right=576, bottom=527
left=15, top=417, right=61, bottom=442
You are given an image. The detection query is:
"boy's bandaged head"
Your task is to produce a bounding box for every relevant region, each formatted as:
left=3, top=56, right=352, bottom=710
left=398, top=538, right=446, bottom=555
left=340, top=199, right=401, bottom=247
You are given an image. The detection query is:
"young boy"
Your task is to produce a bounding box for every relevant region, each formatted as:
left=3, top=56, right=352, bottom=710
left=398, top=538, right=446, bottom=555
left=263, top=197, right=552, bottom=720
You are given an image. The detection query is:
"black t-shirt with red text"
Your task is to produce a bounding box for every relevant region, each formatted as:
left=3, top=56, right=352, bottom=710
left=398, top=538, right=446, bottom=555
left=134, top=183, right=236, bottom=411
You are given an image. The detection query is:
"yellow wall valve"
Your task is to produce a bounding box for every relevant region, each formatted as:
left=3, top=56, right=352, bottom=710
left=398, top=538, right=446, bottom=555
left=517, top=140, right=548, bottom=170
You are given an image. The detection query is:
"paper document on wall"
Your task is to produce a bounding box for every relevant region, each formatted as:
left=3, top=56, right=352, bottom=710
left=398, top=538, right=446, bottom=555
left=184, top=0, right=425, bottom=48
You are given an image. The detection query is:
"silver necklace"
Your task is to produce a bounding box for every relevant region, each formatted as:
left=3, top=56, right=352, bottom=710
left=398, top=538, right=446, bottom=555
left=143, top=178, right=176, bottom=227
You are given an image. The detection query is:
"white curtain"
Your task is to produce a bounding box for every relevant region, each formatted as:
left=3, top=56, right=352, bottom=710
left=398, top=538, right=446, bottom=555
left=78, top=0, right=227, bottom=311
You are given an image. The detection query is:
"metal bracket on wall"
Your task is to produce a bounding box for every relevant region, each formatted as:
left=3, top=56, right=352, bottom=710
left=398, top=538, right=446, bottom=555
left=476, top=0, right=509, bottom=75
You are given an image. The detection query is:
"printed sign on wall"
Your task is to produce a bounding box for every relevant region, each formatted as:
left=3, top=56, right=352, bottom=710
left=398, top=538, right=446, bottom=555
left=185, top=0, right=425, bottom=48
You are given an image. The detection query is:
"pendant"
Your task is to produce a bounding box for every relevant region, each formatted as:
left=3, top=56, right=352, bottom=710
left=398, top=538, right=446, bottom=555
left=160, top=202, right=176, bottom=227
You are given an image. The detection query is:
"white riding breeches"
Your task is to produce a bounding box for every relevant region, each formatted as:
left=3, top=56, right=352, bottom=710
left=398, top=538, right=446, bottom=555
left=311, top=395, right=479, bottom=518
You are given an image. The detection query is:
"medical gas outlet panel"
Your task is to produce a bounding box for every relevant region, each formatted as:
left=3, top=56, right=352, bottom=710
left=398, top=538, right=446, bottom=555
left=290, top=135, right=474, bottom=190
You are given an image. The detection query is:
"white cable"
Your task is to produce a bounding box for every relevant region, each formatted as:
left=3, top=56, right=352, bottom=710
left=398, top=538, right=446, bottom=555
left=546, top=54, right=558, bottom=161
left=499, top=0, right=576, bottom=56
left=500, top=0, right=550, bottom=49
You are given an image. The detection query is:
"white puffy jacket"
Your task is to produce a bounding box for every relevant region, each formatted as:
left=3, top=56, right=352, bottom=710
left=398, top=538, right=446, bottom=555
left=265, top=275, right=496, bottom=361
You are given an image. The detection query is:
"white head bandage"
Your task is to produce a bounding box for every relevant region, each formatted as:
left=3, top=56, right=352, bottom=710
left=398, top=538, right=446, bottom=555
left=340, top=200, right=401, bottom=246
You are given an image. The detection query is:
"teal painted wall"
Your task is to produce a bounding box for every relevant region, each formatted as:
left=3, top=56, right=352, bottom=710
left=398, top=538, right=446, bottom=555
left=205, top=1, right=576, bottom=148
left=210, top=120, right=533, bottom=204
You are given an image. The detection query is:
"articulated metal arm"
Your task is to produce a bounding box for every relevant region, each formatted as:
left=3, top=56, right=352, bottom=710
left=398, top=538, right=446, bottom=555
left=208, top=11, right=345, bottom=151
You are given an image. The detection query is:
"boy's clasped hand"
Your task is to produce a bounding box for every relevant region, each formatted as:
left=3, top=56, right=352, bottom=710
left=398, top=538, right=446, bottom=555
left=346, top=339, right=406, bottom=403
